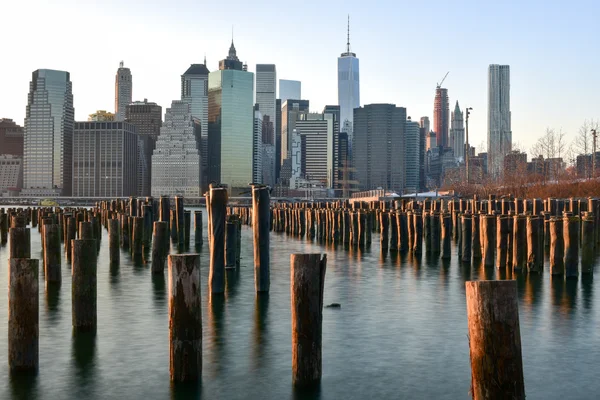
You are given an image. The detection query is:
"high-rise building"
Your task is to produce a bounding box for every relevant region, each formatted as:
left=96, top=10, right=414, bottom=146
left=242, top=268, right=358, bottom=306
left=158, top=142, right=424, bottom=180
left=181, top=63, right=209, bottom=189
left=22, top=69, right=74, bottom=196
left=0, top=155, right=23, bottom=196
left=208, top=42, right=254, bottom=193
left=295, top=112, right=336, bottom=188
left=88, top=110, right=115, bottom=121
left=419, top=126, right=426, bottom=191
left=281, top=100, right=310, bottom=165
left=152, top=101, right=201, bottom=197
left=72, top=121, right=138, bottom=197
left=488, top=64, right=511, bottom=178
left=275, top=98, right=282, bottom=181
left=338, top=16, right=360, bottom=150
left=353, top=104, right=406, bottom=192
left=450, top=101, right=465, bottom=161
left=253, top=104, right=263, bottom=184
left=404, top=119, right=420, bottom=193
left=433, top=87, right=449, bottom=148
left=256, top=64, right=276, bottom=138
left=0, top=118, right=24, bottom=156
left=279, top=79, right=301, bottom=102
left=420, top=117, right=430, bottom=137
left=323, top=105, right=341, bottom=190
left=126, top=99, right=163, bottom=196
left=115, top=61, right=132, bottom=121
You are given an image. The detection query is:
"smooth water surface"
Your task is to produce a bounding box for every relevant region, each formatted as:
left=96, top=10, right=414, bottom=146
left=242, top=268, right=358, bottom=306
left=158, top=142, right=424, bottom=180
left=0, top=207, right=598, bottom=399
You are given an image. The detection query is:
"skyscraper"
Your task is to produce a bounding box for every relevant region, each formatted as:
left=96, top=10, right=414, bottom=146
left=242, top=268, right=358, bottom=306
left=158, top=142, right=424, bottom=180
left=22, top=69, right=74, bottom=196
left=256, top=64, right=276, bottom=183
left=295, top=112, right=336, bottom=188
left=208, top=41, right=254, bottom=193
left=279, top=79, right=301, bottom=102
left=126, top=99, right=162, bottom=196
left=404, top=119, right=420, bottom=193
left=275, top=98, right=282, bottom=181
left=281, top=99, right=309, bottom=170
left=253, top=104, right=263, bottom=184
left=338, top=16, right=360, bottom=150
left=353, top=104, right=406, bottom=192
left=181, top=63, right=209, bottom=190
left=488, top=64, right=511, bottom=178
left=151, top=101, right=201, bottom=197
left=450, top=101, right=465, bottom=161
left=72, top=121, right=138, bottom=197
left=433, top=87, right=449, bottom=148
left=115, top=61, right=132, bottom=121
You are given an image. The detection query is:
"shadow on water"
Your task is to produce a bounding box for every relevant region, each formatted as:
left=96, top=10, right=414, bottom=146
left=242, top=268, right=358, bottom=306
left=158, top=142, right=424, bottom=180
left=9, top=372, right=38, bottom=400
left=581, top=274, right=593, bottom=310
left=252, top=293, right=269, bottom=369
left=109, top=261, right=120, bottom=284
left=170, top=381, right=202, bottom=400
left=132, top=254, right=145, bottom=275
left=152, top=272, right=166, bottom=308
left=71, top=330, right=97, bottom=393
left=292, top=384, right=322, bottom=400
left=207, top=294, right=226, bottom=376
left=45, top=282, right=61, bottom=319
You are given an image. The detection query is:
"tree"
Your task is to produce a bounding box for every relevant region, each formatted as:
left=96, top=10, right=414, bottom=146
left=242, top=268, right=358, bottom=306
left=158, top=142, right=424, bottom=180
left=572, top=119, right=599, bottom=178
left=530, top=128, right=568, bottom=181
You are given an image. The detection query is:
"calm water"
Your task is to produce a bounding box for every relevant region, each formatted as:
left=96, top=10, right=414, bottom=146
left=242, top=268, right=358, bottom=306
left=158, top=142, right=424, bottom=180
left=0, top=207, right=599, bottom=399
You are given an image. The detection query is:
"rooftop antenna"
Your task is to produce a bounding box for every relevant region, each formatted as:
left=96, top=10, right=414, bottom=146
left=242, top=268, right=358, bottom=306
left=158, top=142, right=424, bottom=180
left=204, top=53, right=206, bottom=65
left=119, top=60, right=124, bottom=68
left=346, top=15, right=351, bottom=53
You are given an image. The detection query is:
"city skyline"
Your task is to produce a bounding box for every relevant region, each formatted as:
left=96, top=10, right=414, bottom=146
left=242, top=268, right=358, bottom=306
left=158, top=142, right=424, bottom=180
left=1, top=1, right=598, bottom=152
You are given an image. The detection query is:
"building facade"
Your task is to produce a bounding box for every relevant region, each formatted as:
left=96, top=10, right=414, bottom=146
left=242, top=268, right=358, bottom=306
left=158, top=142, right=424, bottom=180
left=450, top=101, right=465, bottom=161
left=488, top=64, right=511, bottom=178
left=0, top=155, right=23, bottom=196
left=253, top=105, right=263, bottom=184
left=22, top=69, right=74, bottom=196
left=434, top=87, right=449, bottom=148
left=279, top=79, right=301, bottom=102
left=72, top=121, right=138, bottom=197
left=115, top=61, right=132, bottom=121
left=126, top=99, right=162, bottom=196
left=152, top=101, right=201, bottom=197
left=0, top=118, right=24, bottom=156
left=295, top=112, right=335, bottom=188
left=404, top=119, right=420, bottom=193
left=208, top=42, right=254, bottom=193
left=353, top=104, right=406, bottom=192
left=338, top=18, right=360, bottom=149
left=281, top=99, right=309, bottom=167
left=275, top=98, right=282, bottom=181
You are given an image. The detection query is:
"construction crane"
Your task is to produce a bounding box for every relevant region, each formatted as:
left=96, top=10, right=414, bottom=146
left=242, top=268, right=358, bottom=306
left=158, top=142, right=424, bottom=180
left=436, top=71, right=450, bottom=89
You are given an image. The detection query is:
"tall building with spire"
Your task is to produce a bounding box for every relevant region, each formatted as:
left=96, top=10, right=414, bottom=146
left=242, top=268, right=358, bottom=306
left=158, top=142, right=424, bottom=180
left=450, top=101, right=465, bottom=161
left=22, top=69, right=74, bottom=196
left=208, top=40, right=254, bottom=193
left=337, top=16, right=360, bottom=152
left=488, top=64, right=511, bottom=178
left=433, top=87, right=449, bottom=148
left=115, top=61, right=132, bottom=121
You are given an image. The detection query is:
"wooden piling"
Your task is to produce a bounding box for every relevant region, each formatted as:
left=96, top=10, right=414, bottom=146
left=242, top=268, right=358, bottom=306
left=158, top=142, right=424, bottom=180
left=441, top=213, right=452, bottom=259
left=252, top=185, right=270, bottom=292
left=581, top=214, right=594, bottom=274
left=549, top=217, right=564, bottom=275
left=563, top=215, right=579, bottom=278
left=0, top=212, right=8, bottom=243
left=43, top=224, right=61, bottom=283
left=496, top=216, right=509, bottom=269
left=413, top=212, right=423, bottom=256
left=168, top=254, right=202, bottom=382
left=131, top=217, right=144, bottom=257
left=481, top=215, right=495, bottom=267
left=151, top=221, right=168, bottom=274
left=461, top=214, right=472, bottom=263
left=290, top=253, right=327, bottom=388
left=380, top=211, right=389, bottom=251
left=225, top=221, right=237, bottom=269
left=8, top=258, right=39, bottom=372
left=209, top=187, right=227, bottom=294
left=109, top=218, right=120, bottom=265
left=72, top=239, right=97, bottom=331
left=527, top=216, right=543, bottom=273
left=194, top=211, right=203, bottom=246
left=512, top=215, right=527, bottom=271
left=472, top=214, right=482, bottom=259
left=9, top=217, right=30, bottom=259
left=465, top=280, right=525, bottom=400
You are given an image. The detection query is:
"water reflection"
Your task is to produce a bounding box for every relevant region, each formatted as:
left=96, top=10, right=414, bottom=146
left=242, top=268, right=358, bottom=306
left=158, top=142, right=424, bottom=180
left=45, top=282, right=61, bottom=323
left=170, top=381, right=202, bottom=400
left=109, top=261, right=120, bottom=284
left=71, top=330, right=97, bottom=392
left=152, top=272, right=166, bottom=308
left=252, top=293, right=269, bottom=369
left=225, top=268, right=240, bottom=299
left=520, top=272, right=543, bottom=308
left=9, top=373, right=38, bottom=400
left=292, top=384, right=322, bottom=400
left=581, top=275, right=594, bottom=310
left=207, top=294, right=226, bottom=376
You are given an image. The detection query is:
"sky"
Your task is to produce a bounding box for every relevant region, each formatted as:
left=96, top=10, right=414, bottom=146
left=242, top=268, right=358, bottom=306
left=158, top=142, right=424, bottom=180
left=1, top=0, right=598, bottom=155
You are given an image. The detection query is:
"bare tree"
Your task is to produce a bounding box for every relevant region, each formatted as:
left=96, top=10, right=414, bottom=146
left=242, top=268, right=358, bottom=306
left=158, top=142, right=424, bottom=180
left=573, top=119, right=599, bottom=155
left=530, top=128, right=568, bottom=180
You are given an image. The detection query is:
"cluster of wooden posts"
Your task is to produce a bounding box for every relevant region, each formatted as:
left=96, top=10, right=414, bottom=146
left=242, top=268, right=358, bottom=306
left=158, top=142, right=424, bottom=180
left=3, top=193, right=597, bottom=398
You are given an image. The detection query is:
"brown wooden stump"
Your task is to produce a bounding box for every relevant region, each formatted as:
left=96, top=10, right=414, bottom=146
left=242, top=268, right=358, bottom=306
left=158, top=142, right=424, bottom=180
left=496, top=216, right=509, bottom=269
left=132, top=217, right=144, bottom=257
left=194, top=210, right=203, bottom=246
left=9, top=217, right=30, bottom=259
left=461, top=214, right=472, bottom=263
left=151, top=221, right=168, bottom=274
left=441, top=213, right=452, bottom=259
left=512, top=215, right=527, bottom=271
left=168, top=254, right=202, bottom=382
left=291, top=253, right=327, bottom=388
left=109, top=218, right=120, bottom=265
left=549, top=218, right=564, bottom=275
left=466, top=280, right=525, bottom=400
left=8, top=258, right=39, bottom=372
left=563, top=215, right=579, bottom=278
left=252, top=185, right=270, bottom=292
left=581, top=214, right=594, bottom=274
left=209, top=187, right=227, bottom=294
left=527, top=216, right=543, bottom=273
left=482, top=215, right=495, bottom=267
left=43, top=224, right=61, bottom=283
left=72, top=239, right=97, bottom=331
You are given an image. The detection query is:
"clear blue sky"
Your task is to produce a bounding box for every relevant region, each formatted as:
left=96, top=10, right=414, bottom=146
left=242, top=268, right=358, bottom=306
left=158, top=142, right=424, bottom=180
left=1, top=0, right=598, bottom=152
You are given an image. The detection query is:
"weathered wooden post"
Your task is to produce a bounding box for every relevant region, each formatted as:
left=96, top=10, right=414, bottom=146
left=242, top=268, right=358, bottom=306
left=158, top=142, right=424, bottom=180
left=170, top=210, right=177, bottom=243
left=581, top=214, right=594, bottom=274
left=151, top=221, right=168, bottom=274
left=466, top=280, right=525, bottom=400
left=380, top=211, right=389, bottom=251
left=168, top=254, right=202, bottom=382
left=549, top=217, right=564, bottom=275
left=527, top=216, right=543, bottom=273
left=194, top=210, right=203, bottom=247
left=563, top=215, right=579, bottom=278
left=512, top=215, right=527, bottom=271
left=441, top=213, right=452, bottom=259
left=472, top=214, right=482, bottom=259
left=253, top=185, right=270, bottom=292
left=175, top=196, right=185, bottom=245
left=72, top=239, right=97, bottom=331
left=496, top=216, right=509, bottom=269
left=10, top=216, right=31, bottom=259
left=461, top=214, right=472, bottom=263
left=142, top=204, right=153, bottom=248
left=413, top=212, right=423, bottom=256
left=291, top=253, right=327, bottom=388
left=8, top=258, right=39, bottom=372
left=43, top=223, right=61, bottom=283
left=131, top=217, right=144, bottom=257
left=209, top=186, right=227, bottom=294
left=109, top=218, right=120, bottom=265
left=430, top=212, right=441, bottom=254
left=482, top=215, right=495, bottom=267
left=225, top=220, right=237, bottom=269
left=0, top=212, right=8, bottom=244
